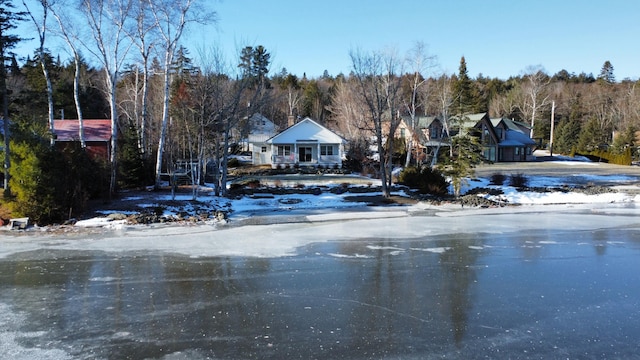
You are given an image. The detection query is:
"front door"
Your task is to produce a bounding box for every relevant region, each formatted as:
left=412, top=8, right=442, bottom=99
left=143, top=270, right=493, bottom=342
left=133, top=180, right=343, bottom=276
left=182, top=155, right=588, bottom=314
left=299, top=147, right=312, bottom=163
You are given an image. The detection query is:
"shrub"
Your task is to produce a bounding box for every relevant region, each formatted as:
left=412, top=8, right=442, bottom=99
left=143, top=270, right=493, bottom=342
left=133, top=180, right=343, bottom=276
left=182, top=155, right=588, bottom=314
left=398, top=166, right=449, bottom=196
left=489, top=173, right=506, bottom=186
left=508, top=173, right=528, bottom=188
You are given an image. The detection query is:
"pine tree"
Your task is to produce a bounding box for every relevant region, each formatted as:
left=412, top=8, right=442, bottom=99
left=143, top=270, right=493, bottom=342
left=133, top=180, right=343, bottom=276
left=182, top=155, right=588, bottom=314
left=0, top=0, right=26, bottom=193
left=439, top=132, right=483, bottom=197
left=553, top=95, right=584, bottom=154
left=238, top=45, right=271, bottom=88
left=597, top=61, right=615, bottom=84
left=577, top=117, right=605, bottom=152
left=452, top=56, right=476, bottom=115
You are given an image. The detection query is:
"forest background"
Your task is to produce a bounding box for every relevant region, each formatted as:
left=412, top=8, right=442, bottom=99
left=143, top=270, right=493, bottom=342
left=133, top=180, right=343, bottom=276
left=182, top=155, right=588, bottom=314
left=0, top=0, right=638, bottom=224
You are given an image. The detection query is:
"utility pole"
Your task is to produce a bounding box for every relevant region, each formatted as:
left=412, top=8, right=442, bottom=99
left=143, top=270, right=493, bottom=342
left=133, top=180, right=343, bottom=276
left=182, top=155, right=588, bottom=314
left=549, top=101, right=555, bottom=157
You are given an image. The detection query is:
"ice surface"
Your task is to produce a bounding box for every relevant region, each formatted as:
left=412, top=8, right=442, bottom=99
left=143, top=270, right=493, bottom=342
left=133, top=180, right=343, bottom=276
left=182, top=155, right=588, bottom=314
left=0, top=303, right=73, bottom=360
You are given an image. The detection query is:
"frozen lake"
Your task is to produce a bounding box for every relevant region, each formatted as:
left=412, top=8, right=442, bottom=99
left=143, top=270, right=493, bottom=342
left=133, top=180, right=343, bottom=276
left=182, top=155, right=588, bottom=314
left=2, top=204, right=640, bottom=359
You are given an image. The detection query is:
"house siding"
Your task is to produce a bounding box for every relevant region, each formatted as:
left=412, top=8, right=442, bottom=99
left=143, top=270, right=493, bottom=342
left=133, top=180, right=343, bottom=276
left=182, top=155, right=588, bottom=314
left=267, top=118, right=346, bottom=169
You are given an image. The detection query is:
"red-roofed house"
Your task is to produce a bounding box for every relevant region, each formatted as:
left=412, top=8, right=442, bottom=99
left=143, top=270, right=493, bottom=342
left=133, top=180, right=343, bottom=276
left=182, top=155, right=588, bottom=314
left=52, top=119, right=112, bottom=161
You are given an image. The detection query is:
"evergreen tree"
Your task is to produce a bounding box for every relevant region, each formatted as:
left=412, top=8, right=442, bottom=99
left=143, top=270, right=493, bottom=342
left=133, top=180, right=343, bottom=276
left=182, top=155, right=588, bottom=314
left=118, top=122, right=151, bottom=188
left=301, top=80, right=322, bottom=119
left=553, top=94, right=584, bottom=154
left=553, top=118, right=582, bottom=155
left=0, top=0, right=25, bottom=193
left=173, top=46, right=196, bottom=76
left=8, top=138, right=104, bottom=224
left=238, top=45, right=271, bottom=88
left=576, top=117, right=606, bottom=152
left=611, top=125, right=636, bottom=155
left=438, top=131, right=483, bottom=197
left=452, top=56, right=477, bottom=115
left=597, top=61, right=615, bottom=84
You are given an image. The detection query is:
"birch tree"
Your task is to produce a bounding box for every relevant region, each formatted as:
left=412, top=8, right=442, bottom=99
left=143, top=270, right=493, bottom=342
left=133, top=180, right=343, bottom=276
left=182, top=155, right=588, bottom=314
left=432, top=73, right=455, bottom=163
left=281, top=73, right=300, bottom=119
left=519, top=66, right=551, bottom=139
left=79, top=0, right=134, bottom=196
left=402, top=41, right=436, bottom=167
left=48, top=0, right=86, bottom=147
left=21, top=0, right=55, bottom=144
left=149, top=0, right=212, bottom=189
left=126, top=0, right=157, bottom=156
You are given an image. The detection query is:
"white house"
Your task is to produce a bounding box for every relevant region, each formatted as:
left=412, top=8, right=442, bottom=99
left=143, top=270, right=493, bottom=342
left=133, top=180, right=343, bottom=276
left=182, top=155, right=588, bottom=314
left=266, top=117, right=346, bottom=169
left=246, top=113, right=279, bottom=165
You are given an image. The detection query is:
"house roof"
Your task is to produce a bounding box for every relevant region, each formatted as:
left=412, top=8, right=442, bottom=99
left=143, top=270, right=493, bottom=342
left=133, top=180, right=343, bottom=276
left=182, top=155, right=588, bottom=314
left=491, top=117, right=531, bottom=132
left=399, top=115, right=440, bottom=129
left=501, top=129, right=537, bottom=146
left=53, top=119, right=112, bottom=142
left=267, top=117, right=346, bottom=144
left=248, top=113, right=278, bottom=134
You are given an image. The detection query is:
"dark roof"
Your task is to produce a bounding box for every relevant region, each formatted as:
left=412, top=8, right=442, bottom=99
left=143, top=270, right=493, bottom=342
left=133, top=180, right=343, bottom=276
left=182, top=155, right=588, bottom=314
left=53, top=119, right=111, bottom=142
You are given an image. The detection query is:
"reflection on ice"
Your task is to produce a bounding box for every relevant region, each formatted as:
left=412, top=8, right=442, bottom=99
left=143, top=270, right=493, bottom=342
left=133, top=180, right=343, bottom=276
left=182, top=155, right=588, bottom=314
left=2, top=222, right=640, bottom=358
left=3, top=164, right=640, bottom=358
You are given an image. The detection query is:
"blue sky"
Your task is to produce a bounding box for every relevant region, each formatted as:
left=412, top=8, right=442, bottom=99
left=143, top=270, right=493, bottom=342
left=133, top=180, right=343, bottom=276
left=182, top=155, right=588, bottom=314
left=191, top=0, right=639, bottom=80
left=14, top=0, right=640, bottom=81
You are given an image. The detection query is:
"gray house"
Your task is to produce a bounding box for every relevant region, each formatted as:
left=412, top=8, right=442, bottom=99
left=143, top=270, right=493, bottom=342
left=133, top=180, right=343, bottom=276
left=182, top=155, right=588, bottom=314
left=398, top=113, right=537, bottom=163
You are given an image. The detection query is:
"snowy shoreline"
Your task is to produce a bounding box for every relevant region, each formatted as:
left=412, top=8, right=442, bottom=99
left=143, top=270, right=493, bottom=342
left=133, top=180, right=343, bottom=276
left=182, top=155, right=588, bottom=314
left=4, top=151, right=640, bottom=241
left=2, top=161, right=640, bottom=259
left=2, top=195, right=639, bottom=261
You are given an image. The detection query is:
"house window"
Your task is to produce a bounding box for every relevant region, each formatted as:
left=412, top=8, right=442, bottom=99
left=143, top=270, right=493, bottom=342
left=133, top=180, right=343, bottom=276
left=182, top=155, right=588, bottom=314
left=277, top=145, right=291, bottom=156
left=261, top=146, right=267, bottom=153
left=400, top=128, right=406, bottom=138
left=430, top=125, right=441, bottom=139
left=320, top=145, right=334, bottom=156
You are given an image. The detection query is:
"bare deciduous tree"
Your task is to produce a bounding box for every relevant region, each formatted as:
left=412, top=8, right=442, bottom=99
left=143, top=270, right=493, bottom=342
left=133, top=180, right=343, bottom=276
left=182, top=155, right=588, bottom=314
left=79, top=0, right=134, bottom=196
left=150, top=0, right=212, bottom=189
left=402, top=41, right=437, bottom=167
left=350, top=47, right=403, bottom=197
left=125, top=0, right=157, bottom=156
left=518, top=65, right=552, bottom=139
left=21, top=0, right=55, bottom=144
left=330, top=77, right=369, bottom=141
left=48, top=0, right=86, bottom=147
left=432, top=73, right=455, bottom=162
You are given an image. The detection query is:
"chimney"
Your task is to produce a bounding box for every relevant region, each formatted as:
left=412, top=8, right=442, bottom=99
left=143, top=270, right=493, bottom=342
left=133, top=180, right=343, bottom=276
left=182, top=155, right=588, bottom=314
left=287, top=115, right=295, bottom=127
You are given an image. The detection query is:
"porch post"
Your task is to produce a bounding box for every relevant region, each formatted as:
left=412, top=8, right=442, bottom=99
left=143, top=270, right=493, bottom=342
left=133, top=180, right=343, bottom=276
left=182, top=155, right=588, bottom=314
left=270, top=144, right=275, bottom=166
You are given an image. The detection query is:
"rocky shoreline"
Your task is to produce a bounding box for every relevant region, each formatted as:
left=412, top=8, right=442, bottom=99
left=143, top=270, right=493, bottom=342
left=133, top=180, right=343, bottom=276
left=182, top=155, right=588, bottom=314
left=83, top=182, right=623, bottom=227
left=3, top=158, right=637, bottom=232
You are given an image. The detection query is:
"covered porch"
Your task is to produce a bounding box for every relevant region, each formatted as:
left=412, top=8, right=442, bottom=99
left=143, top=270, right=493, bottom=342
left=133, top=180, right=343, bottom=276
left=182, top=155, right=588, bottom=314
left=271, top=141, right=342, bottom=168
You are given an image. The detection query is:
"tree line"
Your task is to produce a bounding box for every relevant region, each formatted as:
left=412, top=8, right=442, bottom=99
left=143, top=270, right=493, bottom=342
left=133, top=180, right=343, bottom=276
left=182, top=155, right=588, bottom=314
left=1, top=0, right=638, bottom=223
